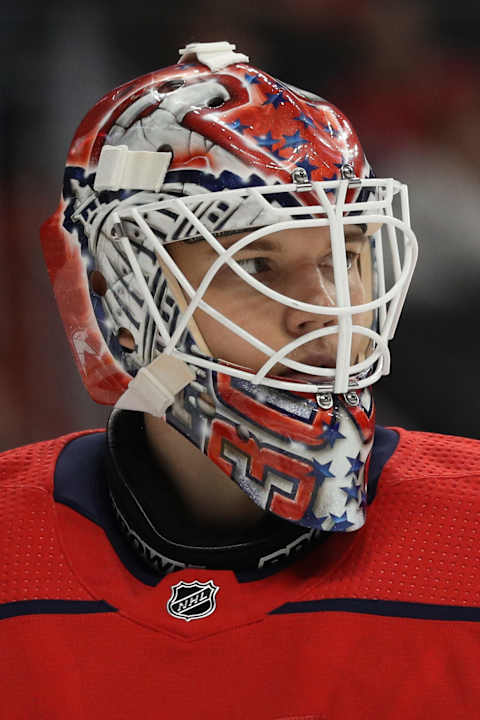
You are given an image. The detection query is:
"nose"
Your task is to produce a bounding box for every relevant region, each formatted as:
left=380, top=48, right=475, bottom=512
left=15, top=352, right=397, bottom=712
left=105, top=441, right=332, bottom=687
left=283, top=261, right=337, bottom=337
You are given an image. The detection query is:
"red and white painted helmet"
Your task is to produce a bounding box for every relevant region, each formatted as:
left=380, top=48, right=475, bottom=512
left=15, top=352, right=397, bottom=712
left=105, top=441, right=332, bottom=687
left=42, top=42, right=417, bottom=530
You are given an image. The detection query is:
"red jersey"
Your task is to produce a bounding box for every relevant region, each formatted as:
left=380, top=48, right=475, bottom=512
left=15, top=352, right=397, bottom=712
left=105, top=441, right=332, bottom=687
left=1, top=427, right=480, bottom=719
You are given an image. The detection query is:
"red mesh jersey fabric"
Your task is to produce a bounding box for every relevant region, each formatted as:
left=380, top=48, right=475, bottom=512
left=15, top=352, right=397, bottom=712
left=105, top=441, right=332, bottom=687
left=0, top=432, right=99, bottom=604
left=304, top=428, right=480, bottom=606
left=2, top=427, right=480, bottom=610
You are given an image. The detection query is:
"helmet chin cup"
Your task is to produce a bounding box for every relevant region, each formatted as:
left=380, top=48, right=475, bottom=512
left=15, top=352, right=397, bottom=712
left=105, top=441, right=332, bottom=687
left=164, top=364, right=376, bottom=531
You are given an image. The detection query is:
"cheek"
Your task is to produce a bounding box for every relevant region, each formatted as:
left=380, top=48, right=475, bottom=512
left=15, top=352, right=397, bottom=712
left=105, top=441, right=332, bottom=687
left=203, top=283, right=282, bottom=338
left=349, top=270, right=367, bottom=305
left=201, top=257, right=285, bottom=320
left=194, top=283, right=284, bottom=364
left=167, top=248, right=284, bottom=363
left=349, top=273, right=373, bottom=354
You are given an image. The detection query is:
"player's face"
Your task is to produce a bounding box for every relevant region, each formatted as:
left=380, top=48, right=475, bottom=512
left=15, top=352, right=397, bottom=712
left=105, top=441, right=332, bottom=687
left=168, top=225, right=372, bottom=380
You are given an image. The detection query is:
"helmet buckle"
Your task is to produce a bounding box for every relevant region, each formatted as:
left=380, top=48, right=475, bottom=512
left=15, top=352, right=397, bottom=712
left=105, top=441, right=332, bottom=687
left=291, top=167, right=312, bottom=191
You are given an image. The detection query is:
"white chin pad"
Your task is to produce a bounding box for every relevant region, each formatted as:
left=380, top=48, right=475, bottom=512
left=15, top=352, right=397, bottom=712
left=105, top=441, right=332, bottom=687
left=115, top=353, right=195, bottom=417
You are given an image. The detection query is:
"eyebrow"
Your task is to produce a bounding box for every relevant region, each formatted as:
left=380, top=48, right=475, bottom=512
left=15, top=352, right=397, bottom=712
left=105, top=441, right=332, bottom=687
left=201, top=234, right=279, bottom=255
left=222, top=236, right=279, bottom=252
left=203, top=225, right=367, bottom=254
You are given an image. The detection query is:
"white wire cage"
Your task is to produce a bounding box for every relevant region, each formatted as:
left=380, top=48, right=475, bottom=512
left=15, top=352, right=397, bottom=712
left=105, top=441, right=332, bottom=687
left=103, top=177, right=417, bottom=395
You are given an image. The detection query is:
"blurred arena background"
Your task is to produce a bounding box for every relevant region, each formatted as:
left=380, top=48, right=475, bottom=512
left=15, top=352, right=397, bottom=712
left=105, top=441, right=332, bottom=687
left=1, top=0, right=479, bottom=451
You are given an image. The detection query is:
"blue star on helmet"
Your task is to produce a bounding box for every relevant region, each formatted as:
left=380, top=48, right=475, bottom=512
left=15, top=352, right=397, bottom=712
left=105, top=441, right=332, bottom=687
left=360, top=489, right=368, bottom=508
left=244, top=72, right=260, bottom=84
left=253, top=130, right=281, bottom=150
left=340, top=479, right=360, bottom=504
left=308, top=458, right=335, bottom=485
left=295, top=156, right=318, bottom=180
left=227, top=119, right=250, bottom=134
left=319, top=421, right=345, bottom=448
left=329, top=511, right=355, bottom=531
left=282, top=130, right=310, bottom=150
left=346, top=453, right=364, bottom=480
left=263, top=91, right=286, bottom=109
left=295, top=113, right=315, bottom=129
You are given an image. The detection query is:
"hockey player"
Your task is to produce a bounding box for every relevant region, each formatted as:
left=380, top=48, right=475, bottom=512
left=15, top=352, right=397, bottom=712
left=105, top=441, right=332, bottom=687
left=2, top=42, right=480, bottom=719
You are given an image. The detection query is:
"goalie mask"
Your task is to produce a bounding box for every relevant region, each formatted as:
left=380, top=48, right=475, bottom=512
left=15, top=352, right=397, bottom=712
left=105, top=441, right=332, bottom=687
left=42, top=42, right=417, bottom=532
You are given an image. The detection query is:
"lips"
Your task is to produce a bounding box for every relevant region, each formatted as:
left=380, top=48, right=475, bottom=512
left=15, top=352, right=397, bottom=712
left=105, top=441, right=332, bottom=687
left=219, top=355, right=336, bottom=385
left=273, top=355, right=336, bottom=384
left=277, top=371, right=334, bottom=384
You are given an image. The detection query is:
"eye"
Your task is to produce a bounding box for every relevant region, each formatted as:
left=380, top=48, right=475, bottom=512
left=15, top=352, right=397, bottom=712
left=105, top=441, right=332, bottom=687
left=320, top=252, right=359, bottom=272
left=345, top=251, right=360, bottom=270
left=236, top=257, right=271, bottom=276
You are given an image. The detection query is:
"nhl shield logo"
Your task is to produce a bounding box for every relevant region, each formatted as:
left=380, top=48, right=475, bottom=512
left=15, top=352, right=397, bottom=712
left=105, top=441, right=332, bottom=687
left=167, top=580, right=219, bottom=622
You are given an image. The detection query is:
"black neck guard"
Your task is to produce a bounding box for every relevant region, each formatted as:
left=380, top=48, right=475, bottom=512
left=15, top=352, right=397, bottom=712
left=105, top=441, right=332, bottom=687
left=106, top=409, right=325, bottom=576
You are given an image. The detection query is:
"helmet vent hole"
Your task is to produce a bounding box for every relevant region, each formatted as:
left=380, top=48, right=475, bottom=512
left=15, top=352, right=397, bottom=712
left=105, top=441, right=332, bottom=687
left=90, top=270, right=107, bottom=297
left=118, top=328, right=136, bottom=352
left=157, top=143, right=174, bottom=156
left=207, top=96, right=225, bottom=109
left=158, top=79, right=185, bottom=93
